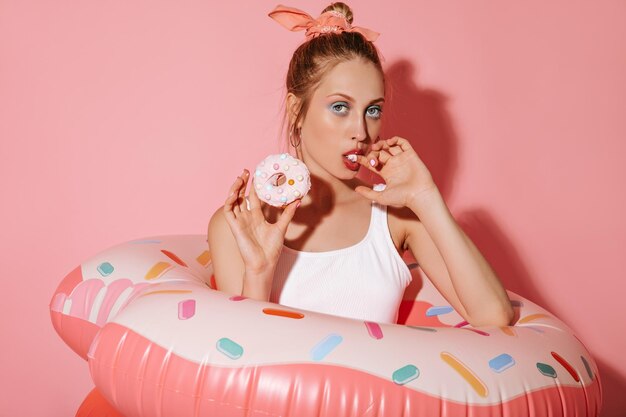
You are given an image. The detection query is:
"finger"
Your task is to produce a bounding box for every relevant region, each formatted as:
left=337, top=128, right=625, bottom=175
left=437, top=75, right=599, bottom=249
left=223, top=189, right=239, bottom=222
left=356, top=154, right=381, bottom=173
left=371, top=140, right=386, bottom=151
left=362, top=149, right=380, bottom=168
left=377, top=149, right=393, bottom=164
left=236, top=170, right=250, bottom=213
left=374, top=137, right=394, bottom=150
left=232, top=177, right=244, bottom=215
left=247, top=177, right=267, bottom=223
left=226, top=176, right=243, bottom=215
left=386, top=144, right=403, bottom=156
left=355, top=185, right=381, bottom=203
left=247, top=176, right=262, bottom=210
left=385, top=136, right=413, bottom=152
left=276, top=198, right=300, bottom=233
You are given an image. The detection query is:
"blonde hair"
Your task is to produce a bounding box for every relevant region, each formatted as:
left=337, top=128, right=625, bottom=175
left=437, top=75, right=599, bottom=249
left=279, top=2, right=385, bottom=153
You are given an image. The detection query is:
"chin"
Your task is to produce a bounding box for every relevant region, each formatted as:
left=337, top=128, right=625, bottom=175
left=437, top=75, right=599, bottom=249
left=337, top=167, right=360, bottom=179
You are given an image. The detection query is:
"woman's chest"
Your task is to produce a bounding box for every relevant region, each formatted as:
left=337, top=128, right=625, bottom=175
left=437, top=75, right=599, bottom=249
left=282, top=205, right=405, bottom=256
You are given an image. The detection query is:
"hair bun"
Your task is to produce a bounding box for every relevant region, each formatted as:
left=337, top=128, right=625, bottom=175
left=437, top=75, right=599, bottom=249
left=322, top=2, right=354, bottom=25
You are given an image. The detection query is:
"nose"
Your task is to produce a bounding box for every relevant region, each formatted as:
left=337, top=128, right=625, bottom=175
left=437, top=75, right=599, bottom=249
left=351, top=115, right=369, bottom=143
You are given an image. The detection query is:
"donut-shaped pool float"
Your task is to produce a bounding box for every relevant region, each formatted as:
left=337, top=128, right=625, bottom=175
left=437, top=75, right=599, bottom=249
left=50, top=234, right=603, bottom=417
left=254, top=153, right=311, bottom=206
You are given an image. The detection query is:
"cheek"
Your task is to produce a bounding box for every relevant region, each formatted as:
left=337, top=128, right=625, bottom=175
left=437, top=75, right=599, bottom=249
left=313, top=108, right=338, bottom=134
left=306, top=108, right=339, bottom=145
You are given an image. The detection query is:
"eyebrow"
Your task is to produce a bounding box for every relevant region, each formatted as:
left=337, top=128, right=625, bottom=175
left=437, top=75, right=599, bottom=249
left=327, top=93, right=384, bottom=105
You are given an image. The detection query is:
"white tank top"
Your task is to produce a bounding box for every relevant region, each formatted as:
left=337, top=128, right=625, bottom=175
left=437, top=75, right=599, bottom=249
left=269, top=183, right=412, bottom=324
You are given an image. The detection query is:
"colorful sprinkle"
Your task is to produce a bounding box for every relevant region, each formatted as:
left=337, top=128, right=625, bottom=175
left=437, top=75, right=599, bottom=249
left=284, top=165, right=289, bottom=171
left=364, top=321, right=384, bottom=339
left=195, top=250, right=211, bottom=268
left=392, top=365, right=419, bottom=385
left=280, top=153, right=287, bottom=159
left=216, top=338, right=243, bottom=360
left=525, top=326, right=545, bottom=333
left=288, top=179, right=295, bottom=185
left=489, top=353, right=515, bottom=373
left=537, top=362, right=557, bottom=378
left=262, top=308, right=304, bottom=319
left=519, top=313, right=551, bottom=324
left=144, top=262, right=172, bottom=280
left=161, top=249, right=187, bottom=267
left=273, top=163, right=279, bottom=170
left=297, top=175, right=303, bottom=181
left=178, top=299, right=196, bottom=320
left=407, top=326, right=437, bottom=332
left=96, top=262, right=114, bottom=277
left=551, top=351, right=579, bottom=382
left=139, top=289, right=193, bottom=298
left=462, top=328, right=490, bottom=336
left=581, top=356, right=594, bottom=380
left=500, top=326, right=517, bottom=337
left=426, top=306, right=453, bottom=316
left=310, top=334, right=343, bottom=361
left=440, top=352, right=488, bottom=397
left=229, top=295, right=247, bottom=301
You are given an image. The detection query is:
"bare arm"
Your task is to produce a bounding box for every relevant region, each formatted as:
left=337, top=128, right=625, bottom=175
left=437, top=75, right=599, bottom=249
left=355, top=136, right=513, bottom=328
left=208, top=169, right=300, bottom=301
left=405, top=189, right=514, bottom=327
left=207, top=207, right=275, bottom=299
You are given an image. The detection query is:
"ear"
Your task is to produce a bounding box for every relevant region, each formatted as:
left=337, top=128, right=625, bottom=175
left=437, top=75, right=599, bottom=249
left=286, top=93, right=301, bottom=126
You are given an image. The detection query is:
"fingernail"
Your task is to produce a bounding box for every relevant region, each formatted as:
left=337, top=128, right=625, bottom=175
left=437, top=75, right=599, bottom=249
left=370, top=159, right=376, bottom=166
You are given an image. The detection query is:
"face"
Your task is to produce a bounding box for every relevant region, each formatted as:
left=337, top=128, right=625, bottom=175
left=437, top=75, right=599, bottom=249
left=292, top=58, right=384, bottom=182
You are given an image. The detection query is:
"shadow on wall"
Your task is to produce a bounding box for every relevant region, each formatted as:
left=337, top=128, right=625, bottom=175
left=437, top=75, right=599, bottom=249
left=363, top=58, right=625, bottom=417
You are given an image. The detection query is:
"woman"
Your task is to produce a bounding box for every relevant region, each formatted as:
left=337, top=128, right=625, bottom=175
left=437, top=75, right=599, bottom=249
left=208, top=2, right=514, bottom=326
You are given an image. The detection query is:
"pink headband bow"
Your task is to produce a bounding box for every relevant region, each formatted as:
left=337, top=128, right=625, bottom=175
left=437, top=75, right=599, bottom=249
left=268, top=4, right=380, bottom=42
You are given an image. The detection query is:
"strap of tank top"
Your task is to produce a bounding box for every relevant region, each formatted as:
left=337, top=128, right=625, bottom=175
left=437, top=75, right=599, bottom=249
left=371, top=183, right=388, bottom=224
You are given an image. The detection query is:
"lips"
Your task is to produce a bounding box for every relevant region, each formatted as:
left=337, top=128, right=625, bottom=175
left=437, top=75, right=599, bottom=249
left=342, top=149, right=364, bottom=156
left=342, top=149, right=363, bottom=171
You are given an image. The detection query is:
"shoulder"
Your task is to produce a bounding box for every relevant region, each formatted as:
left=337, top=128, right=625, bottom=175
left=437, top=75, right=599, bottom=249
left=208, top=205, right=227, bottom=239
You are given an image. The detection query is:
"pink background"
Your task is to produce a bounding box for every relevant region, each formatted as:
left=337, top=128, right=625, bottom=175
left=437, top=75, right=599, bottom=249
left=1, top=1, right=624, bottom=416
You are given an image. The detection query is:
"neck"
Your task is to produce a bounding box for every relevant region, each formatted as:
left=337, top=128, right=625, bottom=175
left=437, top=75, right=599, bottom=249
left=301, top=174, right=365, bottom=210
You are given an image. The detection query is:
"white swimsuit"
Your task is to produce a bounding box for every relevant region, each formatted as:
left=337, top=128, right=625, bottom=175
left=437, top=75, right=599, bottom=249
left=269, top=183, right=412, bottom=324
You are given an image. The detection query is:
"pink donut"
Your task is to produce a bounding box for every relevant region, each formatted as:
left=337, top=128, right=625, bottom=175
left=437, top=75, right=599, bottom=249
left=253, top=153, right=311, bottom=207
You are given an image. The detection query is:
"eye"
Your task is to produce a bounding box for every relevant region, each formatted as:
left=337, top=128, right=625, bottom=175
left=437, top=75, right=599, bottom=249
left=367, top=106, right=383, bottom=119
left=331, top=102, right=349, bottom=114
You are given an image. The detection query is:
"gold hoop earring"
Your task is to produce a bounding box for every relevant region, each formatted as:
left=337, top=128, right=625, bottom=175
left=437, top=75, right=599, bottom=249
left=289, top=127, right=301, bottom=148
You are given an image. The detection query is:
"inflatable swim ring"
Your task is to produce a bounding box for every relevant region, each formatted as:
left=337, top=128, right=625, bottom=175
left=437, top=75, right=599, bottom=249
left=50, top=234, right=603, bottom=417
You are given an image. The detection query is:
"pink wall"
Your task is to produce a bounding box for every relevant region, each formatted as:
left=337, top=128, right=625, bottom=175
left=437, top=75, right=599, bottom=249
left=1, top=1, right=624, bottom=415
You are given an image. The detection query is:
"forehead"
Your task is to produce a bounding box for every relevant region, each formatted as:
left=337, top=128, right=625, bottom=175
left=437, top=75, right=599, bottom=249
left=314, top=59, right=384, bottom=101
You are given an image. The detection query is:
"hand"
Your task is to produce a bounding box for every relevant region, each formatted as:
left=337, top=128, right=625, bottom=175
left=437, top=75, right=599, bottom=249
left=223, top=169, right=300, bottom=273
left=355, top=136, right=439, bottom=208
